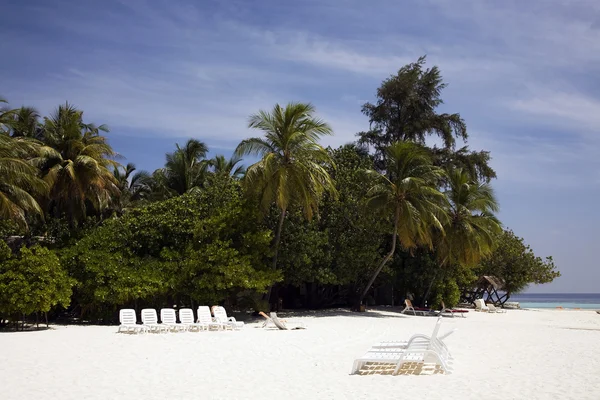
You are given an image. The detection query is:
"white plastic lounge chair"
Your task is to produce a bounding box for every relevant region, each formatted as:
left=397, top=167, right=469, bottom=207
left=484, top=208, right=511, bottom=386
left=213, top=306, right=244, bottom=330
left=118, top=309, right=145, bottom=333
left=179, top=308, right=206, bottom=331
left=487, top=303, right=507, bottom=313
left=351, top=318, right=453, bottom=375
left=474, top=299, right=490, bottom=312
left=352, top=340, right=453, bottom=375
left=197, top=306, right=226, bottom=331
left=141, top=308, right=168, bottom=333
left=270, top=312, right=306, bottom=330
left=373, top=317, right=455, bottom=351
left=160, top=308, right=186, bottom=332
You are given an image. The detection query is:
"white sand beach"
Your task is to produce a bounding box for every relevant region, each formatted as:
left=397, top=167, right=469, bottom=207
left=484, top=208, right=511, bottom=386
left=2, top=308, right=600, bottom=400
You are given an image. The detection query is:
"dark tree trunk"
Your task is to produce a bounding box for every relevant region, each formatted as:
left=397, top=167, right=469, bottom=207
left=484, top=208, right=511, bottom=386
left=265, top=207, right=287, bottom=305
left=355, top=206, right=400, bottom=310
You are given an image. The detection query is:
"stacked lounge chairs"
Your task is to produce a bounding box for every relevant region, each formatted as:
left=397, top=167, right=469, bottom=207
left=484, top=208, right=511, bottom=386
left=351, top=317, right=455, bottom=375
left=118, top=306, right=245, bottom=334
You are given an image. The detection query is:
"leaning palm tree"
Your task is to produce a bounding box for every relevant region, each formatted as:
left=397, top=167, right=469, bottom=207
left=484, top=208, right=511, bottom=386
left=209, top=154, right=245, bottom=179
left=0, top=135, right=48, bottom=228
left=437, top=168, right=501, bottom=266
left=161, top=139, right=209, bottom=195
left=39, top=103, right=119, bottom=225
left=356, top=142, right=447, bottom=308
left=235, top=102, right=337, bottom=279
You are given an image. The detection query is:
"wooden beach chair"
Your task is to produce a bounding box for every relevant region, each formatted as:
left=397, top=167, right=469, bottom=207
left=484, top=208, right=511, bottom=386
left=401, top=299, right=437, bottom=316
left=178, top=308, right=206, bottom=331
left=118, top=309, right=145, bottom=334
left=141, top=308, right=168, bottom=333
left=197, top=306, right=226, bottom=330
left=270, top=312, right=306, bottom=330
left=212, top=306, right=244, bottom=330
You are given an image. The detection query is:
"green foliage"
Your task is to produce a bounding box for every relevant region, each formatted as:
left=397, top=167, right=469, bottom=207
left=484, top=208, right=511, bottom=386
left=236, top=102, right=337, bottom=219
left=477, top=229, right=560, bottom=294
left=320, top=145, right=386, bottom=287
left=61, top=176, right=279, bottom=316
left=0, top=240, right=11, bottom=261
left=0, top=245, right=74, bottom=319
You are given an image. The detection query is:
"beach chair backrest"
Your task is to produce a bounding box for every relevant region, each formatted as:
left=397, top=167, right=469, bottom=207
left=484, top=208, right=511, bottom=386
left=405, top=299, right=414, bottom=308
left=120, top=309, right=136, bottom=325
left=430, top=316, right=443, bottom=341
left=141, top=308, right=158, bottom=325
left=179, top=308, right=194, bottom=324
left=270, top=312, right=288, bottom=330
left=160, top=308, right=177, bottom=324
left=197, top=306, right=213, bottom=324
left=475, top=299, right=486, bottom=310
left=213, top=306, right=228, bottom=323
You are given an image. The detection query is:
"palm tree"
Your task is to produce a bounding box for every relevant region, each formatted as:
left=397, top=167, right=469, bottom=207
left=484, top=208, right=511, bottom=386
left=113, top=163, right=152, bottom=211
left=235, top=102, right=337, bottom=281
left=357, top=142, right=447, bottom=308
left=6, top=107, right=43, bottom=139
left=209, top=154, right=245, bottom=179
left=437, top=168, right=501, bottom=266
left=0, top=135, right=48, bottom=228
left=39, top=103, right=119, bottom=225
left=159, top=139, right=209, bottom=195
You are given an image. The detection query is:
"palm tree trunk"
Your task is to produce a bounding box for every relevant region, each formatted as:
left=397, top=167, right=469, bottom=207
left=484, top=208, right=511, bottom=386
left=265, top=207, right=287, bottom=305
left=271, top=206, right=287, bottom=271
left=355, top=205, right=400, bottom=310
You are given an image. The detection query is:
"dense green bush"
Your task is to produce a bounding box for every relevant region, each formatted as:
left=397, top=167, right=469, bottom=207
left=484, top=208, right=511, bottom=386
left=0, top=245, right=74, bottom=326
left=61, top=177, right=279, bottom=318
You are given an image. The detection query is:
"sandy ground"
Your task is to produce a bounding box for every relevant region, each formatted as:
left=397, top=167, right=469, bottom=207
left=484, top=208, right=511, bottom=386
left=1, top=308, right=600, bottom=400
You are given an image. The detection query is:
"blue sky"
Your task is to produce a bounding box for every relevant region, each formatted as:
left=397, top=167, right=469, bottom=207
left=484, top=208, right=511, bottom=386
left=2, top=0, right=599, bottom=292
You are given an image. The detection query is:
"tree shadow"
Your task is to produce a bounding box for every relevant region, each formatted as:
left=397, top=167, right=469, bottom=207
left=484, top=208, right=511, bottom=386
left=270, top=306, right=424, bottom=319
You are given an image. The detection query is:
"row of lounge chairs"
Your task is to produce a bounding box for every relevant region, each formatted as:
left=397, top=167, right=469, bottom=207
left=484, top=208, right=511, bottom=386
left=351, top=317, right=454, bottom=375
left=117, top=306, right=244, bottom=334
left=474, top=299, right=507, bottom=313
left=401, top=300, right=469, bottom=318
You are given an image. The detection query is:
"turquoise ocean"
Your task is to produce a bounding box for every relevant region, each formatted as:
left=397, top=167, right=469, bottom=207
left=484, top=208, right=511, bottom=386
left=509, top=293, right=600, bottom=309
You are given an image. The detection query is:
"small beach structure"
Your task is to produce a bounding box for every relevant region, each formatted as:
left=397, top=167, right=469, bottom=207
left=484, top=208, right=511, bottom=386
left=461, top=275, right=508, bottom=306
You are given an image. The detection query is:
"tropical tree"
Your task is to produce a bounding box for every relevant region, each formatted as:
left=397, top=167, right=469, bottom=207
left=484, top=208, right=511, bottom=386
left=6, top=107, right=43, bottom=139
left=113, top=163, right=152, bottom=211
left=477, top=229, right=560, bottom=297
left=157, top=139, right=209, bottom=195
left=358, top=56, right=495, bottom=181
left=209, top=154, right=245, bottom=179
left=38, top=103, right=119, bottom=225
left=0, top=135, right=47, bottom=228
left=357, top=142, right=447, bottom=308
left=235, top=102, right=337, bottom=291
left=437, top=168, right=501, bottom=267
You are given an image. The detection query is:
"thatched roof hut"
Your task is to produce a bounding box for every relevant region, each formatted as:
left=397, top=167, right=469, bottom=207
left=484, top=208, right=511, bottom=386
left=461, top=275, right=509, bottom=306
